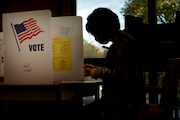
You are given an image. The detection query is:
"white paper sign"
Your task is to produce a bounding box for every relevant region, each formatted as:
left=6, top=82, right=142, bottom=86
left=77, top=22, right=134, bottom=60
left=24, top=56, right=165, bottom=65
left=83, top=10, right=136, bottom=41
left=3, top=9, right=53, bottom=85
left=52, top=16, right=84, bottom=81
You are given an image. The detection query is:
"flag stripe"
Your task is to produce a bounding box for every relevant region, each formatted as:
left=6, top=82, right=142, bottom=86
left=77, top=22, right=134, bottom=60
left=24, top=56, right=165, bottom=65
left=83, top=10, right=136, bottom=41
left=18, top=27, right=42, bottom=41
left=14, top=18, right=43, bottom=43
left=18, top=30, right=43, bottom=43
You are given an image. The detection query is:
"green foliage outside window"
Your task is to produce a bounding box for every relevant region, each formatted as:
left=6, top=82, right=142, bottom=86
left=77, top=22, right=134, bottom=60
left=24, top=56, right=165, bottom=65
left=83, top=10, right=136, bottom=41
left=83, top=40, right=107, bottom=58
left=143, top=72, right=165, bottom=87
left=84, top=0, right=180, bottom=58
left=121, top=0, right=180, bottom=24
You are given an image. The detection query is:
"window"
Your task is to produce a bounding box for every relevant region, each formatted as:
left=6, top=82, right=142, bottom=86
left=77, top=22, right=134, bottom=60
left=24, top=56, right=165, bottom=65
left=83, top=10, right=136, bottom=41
left=156, top=0, right=180, bottom=24
left=77, top=0, right=126, bottom=58
left=77, top=1, right=180, bottom=116
left=77, top=0, right=179, bottom=58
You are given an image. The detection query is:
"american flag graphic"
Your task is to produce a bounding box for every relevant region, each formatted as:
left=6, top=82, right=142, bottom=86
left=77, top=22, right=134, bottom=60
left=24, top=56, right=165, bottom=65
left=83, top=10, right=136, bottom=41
left=13, top=18, right=43, bottom=43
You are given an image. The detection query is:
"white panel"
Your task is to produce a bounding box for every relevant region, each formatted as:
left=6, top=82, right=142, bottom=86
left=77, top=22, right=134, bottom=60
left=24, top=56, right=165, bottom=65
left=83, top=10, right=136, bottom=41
left=52, top=16, right=84, bottom=81
left=3, top=9, right=53, bottom=85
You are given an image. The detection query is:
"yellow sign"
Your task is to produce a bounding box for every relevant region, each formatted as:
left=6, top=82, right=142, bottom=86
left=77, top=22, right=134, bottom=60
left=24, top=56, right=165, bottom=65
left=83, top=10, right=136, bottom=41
left=52, top=37, right=72, bottom=71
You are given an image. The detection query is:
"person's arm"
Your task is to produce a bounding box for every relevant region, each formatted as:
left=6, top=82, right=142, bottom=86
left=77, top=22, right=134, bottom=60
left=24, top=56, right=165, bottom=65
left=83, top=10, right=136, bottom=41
left=83, top=64, right=111, bottom=79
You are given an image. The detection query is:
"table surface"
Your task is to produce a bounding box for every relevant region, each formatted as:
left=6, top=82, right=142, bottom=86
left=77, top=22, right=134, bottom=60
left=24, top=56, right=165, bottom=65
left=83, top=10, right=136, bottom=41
left=0, top=77, right=102, bottom=85
left=0, top=78, right=102, bottom=101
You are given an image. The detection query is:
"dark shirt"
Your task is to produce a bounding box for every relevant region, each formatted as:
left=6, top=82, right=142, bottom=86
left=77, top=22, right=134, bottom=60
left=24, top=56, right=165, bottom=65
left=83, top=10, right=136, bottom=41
left=94, top=31, right=144, bottom=119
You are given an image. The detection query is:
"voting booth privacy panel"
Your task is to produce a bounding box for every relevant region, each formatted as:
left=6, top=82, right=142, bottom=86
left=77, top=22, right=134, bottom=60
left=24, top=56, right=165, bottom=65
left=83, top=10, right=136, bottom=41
left=52, top=16, right=84, bottom=82
left=3, top=9, right=84, bottom=85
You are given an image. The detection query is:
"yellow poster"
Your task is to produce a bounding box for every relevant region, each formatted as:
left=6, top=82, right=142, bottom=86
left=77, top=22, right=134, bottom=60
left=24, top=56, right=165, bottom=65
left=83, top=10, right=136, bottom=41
left=52, top=37, right=72, bottom=71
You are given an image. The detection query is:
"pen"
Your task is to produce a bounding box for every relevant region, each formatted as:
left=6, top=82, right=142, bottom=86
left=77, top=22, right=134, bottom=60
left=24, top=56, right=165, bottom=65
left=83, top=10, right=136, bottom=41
left=102, top=46, right=109, bottom=49
left=82, top=65, right=97, bottom=68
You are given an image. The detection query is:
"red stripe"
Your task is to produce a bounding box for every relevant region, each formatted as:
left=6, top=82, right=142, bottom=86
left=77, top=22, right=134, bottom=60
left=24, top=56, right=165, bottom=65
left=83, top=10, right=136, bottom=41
left=18, top=30, right=43, bottom=43
left=17, top=18, right=43, bottom=43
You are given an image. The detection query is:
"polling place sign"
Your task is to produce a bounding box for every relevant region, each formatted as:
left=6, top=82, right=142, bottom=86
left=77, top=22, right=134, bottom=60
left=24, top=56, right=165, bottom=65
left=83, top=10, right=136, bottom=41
left=3, top=9, right=53, bottom=84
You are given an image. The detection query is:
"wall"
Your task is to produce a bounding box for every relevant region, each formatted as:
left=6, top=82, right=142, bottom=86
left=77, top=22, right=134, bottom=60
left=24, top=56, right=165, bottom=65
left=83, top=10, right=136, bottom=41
left=0, top=0, right=76, bottom=31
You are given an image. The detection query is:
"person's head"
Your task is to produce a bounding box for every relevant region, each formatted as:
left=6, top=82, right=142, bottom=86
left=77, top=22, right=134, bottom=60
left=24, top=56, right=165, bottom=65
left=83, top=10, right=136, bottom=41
left=86, top=7, right=120, bottom=44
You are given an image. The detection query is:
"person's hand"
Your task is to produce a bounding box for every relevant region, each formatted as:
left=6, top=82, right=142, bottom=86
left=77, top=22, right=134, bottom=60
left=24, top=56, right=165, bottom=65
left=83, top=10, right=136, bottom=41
left=83, top=64, right=97, bottom=77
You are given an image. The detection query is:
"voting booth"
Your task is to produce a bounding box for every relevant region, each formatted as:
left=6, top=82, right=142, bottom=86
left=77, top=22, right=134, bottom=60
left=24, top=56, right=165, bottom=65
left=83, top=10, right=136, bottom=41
left=52, top=16, right=84, bottom=82
left=3, top=9, right=84, bottom=84
left=3, top=10, right=53, bottom=84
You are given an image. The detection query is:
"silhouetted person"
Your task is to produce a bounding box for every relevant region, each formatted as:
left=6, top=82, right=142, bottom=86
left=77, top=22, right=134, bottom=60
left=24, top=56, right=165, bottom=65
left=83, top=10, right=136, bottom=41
left=83, top=7, right=145, bottom=120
